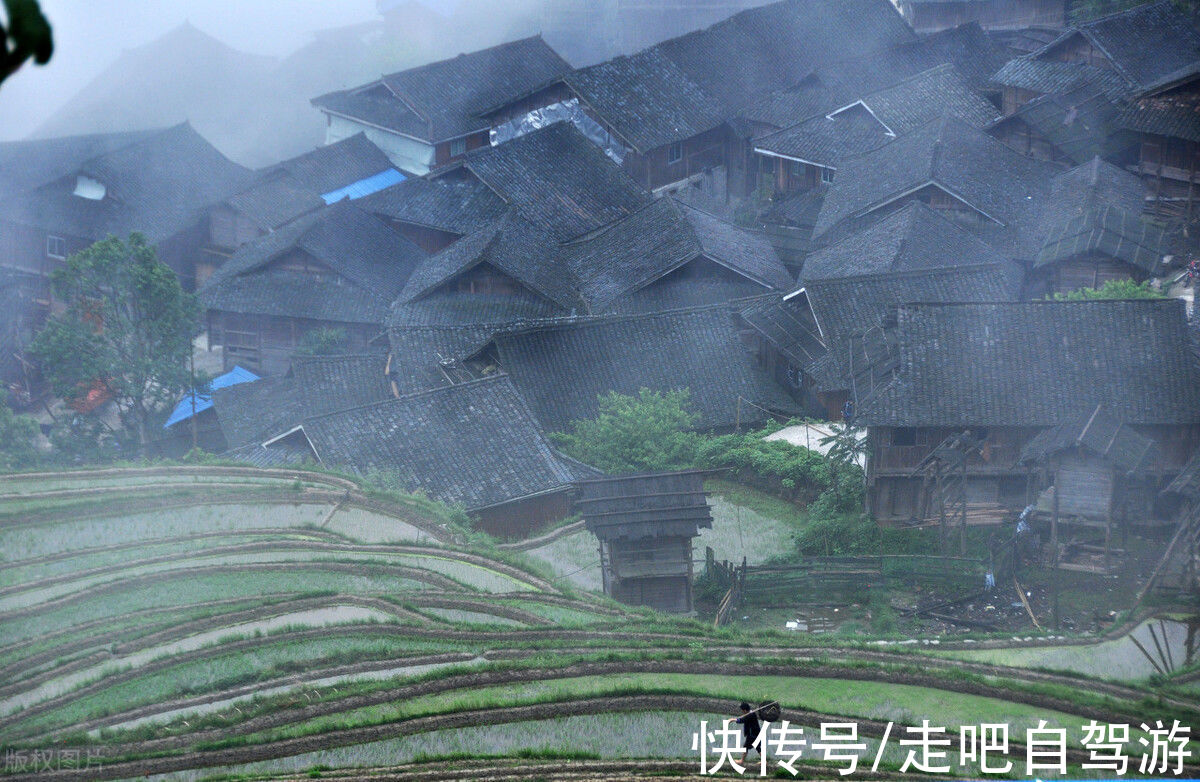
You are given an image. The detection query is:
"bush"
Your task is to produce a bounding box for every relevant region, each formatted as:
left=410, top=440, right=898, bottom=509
left=0, top=391, right=39, bottom=469
left=1049, top=279, right=1166, bottom=300
left=550, top=388, right=700, bottom=473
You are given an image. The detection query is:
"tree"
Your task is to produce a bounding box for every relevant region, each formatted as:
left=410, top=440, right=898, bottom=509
left=295, top=326, right=350, bottom=357
left=818, top=423, right=868, bottom=509
left=0, top=390, right=38, bottom=468
left=1049, top=279, right=1168, bottom=300
left=1, top=0, right=52, bottom=86
left=550, top=388, right=699, bottom=473
left=30, top=234, right=201, bottom=455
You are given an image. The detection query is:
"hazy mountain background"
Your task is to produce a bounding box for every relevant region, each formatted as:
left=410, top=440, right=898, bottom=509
left=0, top=0, right=770, bottom=167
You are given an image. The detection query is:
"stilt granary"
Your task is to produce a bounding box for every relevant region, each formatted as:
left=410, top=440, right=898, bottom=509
left=575, top=470, right=713, bottom=613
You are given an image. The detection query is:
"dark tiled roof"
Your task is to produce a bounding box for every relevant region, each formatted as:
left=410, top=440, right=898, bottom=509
left=860, top=300, right=1200, bottom=427
left=1019, top=404, right=1163, bottom=472
left=451, top=122, right=652, bottom=241
left=358, top=175, right=507, bottom=235
left=563, top=198, right=790, bottom=310
left=0, top=128, right=159, bottom=200
left=756, top=106, right=894, bottom=169
left=223, top=441, right=310, bottom=468
left=211, top=376, right=306, bottom=448
left=2, top=123, right=253, bottom=243
left=200, top=201, right=426, bottom=323
left=563, top=49, right=727, bottom=153
left=268, top=133, right=395, bottom=195
left=400, top=211, right=581, bottom=309
left=224, top=174, right=325, bottom=232
left=813, top=116, right=1058, bottom=238
left=737, top=293, right=826, bottom=367
left=991, top=58, right=1131, bottom=98
left=863, top=64, right=1001, bottom=136
left=802, top=202, right=1013, bottom=281
left=920, top=22, right=1014, bottom=92
left=286, top=375, right=577, bottom=510
left=653, top=0, right=917, bottom=116
left=313, top=36, right=570, bottom=143
left=1041, top=0, right=1200, bottom=94
left=804, top=262, right=1021, bottom=342
left=291, top=353, right=394, bottom=417
left=1118, top=98, right=1200, bottom=143
left=1034, top=203, right=1167, bottom=274
left=492, top=304, right=800, bottom=432
left=991, top=85, right=1123, bottom=164
left=754, top=64, right=999, bottom=168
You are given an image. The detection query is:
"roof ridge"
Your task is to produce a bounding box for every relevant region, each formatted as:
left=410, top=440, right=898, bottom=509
left=298, top=373, right=512, bottom=425
left=495, top=299, right=737, bottom=339
left=808, top=261, right=1009, bottom=288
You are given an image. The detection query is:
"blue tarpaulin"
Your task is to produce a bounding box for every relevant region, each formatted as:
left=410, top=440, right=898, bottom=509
left=163, top=366, right=260, bottom=428
left=321, top=169, right=406, bottom=204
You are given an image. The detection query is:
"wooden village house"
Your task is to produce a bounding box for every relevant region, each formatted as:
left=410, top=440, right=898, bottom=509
left=857, top=300, right=1200, bottom=531
left=199, top=200, right=426, bottom=375
left=895, top=0, right=1068, bottom=33
left=311, top=36, right=570, bottom=176
left=576, top=470, right=714, bottom=613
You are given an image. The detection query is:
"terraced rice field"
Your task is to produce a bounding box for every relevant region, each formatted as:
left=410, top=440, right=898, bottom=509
left=1, top=466, right=1197, bottom=781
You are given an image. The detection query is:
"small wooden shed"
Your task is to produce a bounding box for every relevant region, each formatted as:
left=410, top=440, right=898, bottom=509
left=575, top=470, right=714, bottom=614
left=1020, top=404, right=1163, bottom=572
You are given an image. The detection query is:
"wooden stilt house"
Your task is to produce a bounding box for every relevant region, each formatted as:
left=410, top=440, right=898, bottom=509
left=1018, top=404, right=1165, bottom=573
left=575, top=471, right=714, bottom=614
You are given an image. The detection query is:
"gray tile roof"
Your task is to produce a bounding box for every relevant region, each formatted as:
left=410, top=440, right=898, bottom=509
left=492, top=304, right=801, bottom=432
left=291, top=353, right=394, bottom=417
left=563, top=198, right=792, bottom=310
left=1034, top=203, right=1168, bottom=274
left=562, top=49, right=728, bottom=153
left=860, top=300, right=1200, bottom=427
left=450, top=122, right=652, bottom=241
left=991, top=58, right=1131, bottom=99
left=802, top=201, right=1014, bottom=281
left=2, top=123, right=253, bottom=243
left=804, top=262, right=1021, bottom=343
left=653, top=0, right=917, bottom=116
left=400, top=211, right=582, bottom=310
left=199, top=201, right=426, bottom=324
left=813, top=115, right=1058, bottom=239
left=1019, top=403, right=1163, bottom=472
left=212, top=376, right=306, bottom=449
left=920, top=22, right=1014, bottom=92
left=312, top=36, right=570, bottom=143
left=737, top=293, right=826, bottom=367
left=1118, top=99, right=1200, bottom=143
left=358, top=175, right=507, bottom=235
left=281, top=375, right=578, bottom=511
left=267, top=133, right=395, bottom=195
left=754, top=64, right=999, bottom=168
left=1039, top=0, right=1200, bottom=94
left=0, top=128, right=159, bottom=201
left=224, top=174, right=325, bottom=232
left=989, top=82, right=1124, bottom=164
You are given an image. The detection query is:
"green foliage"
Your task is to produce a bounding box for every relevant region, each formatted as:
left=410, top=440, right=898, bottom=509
left=550, top=388, right=700, bottom=473
left=0, top=390, right=38, bottom=468
left=30, top=234, right=201, bottom=454
left=1, top=0, right=52, bottom=85
left=294, top=327, right=350, bottom=357
left=793, top=502, right=876, bottom=556
left=1049, top=279, right=1167, bottom=300
left=695, top=429, right=833, bottom=502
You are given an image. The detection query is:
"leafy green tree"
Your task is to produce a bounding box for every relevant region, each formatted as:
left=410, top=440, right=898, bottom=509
left=1050, top=279, right=1167, bottom=300
left=1, top=0, right=51, bottom=86
left=0, top=390, right=38, bottom=468
left=818, top=423, right=867, bottom=509
left=30, top=234, right=201, bottom=455
left=295, top=327, right=350, bottom=357
left=551, top=388, right=699, bottom=473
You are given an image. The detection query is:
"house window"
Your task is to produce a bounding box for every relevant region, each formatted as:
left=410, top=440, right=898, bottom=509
left=449, top=138, right=467, bottom=157
left=667, top=142, right=683, bottom=164
left=46, top=235, right=66, bottom=259
left=892, top=428, right=927, bottom=447
left=820, top=168, right=835, bottom=184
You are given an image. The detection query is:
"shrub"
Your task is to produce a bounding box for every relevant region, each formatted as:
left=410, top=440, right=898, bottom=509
left=550, top=388, right=700, bottom=473
left=1049, top=279, right=1166, bottom=300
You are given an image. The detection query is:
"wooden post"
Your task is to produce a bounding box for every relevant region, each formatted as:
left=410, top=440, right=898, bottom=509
left=1050, top=467, right=1060, bottom=566
left=959, top=454, right=967, bottom=556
